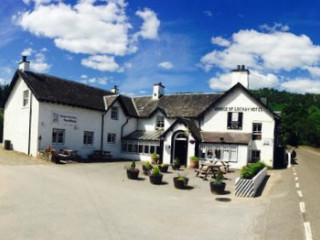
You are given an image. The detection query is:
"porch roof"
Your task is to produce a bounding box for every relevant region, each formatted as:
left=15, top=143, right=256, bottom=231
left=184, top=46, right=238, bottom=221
left=200, top=132, right=251, bottom=144
left=123, top=130, right=163, bottom=141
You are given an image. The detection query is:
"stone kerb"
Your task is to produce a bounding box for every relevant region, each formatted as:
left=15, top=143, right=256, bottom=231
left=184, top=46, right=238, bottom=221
left=235, top=167, right=267, bottom=197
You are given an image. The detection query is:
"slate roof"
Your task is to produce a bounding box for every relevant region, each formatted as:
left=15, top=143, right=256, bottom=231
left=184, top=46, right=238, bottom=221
left=104, top=95, right=138, bottom=117
left=133, top=94, right=222, bottom=118
left=201, top=132, right=252, bottom=144
left=123, top=130, right=164, bottom=141
left=11, top=70, right=114, bottom=111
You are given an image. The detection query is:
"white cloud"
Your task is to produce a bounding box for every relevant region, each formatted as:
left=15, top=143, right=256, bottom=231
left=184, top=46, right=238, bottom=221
left=201, top=29, right=320, bottom=72
left=31, top=52, right=51, bottom=72
left=259, top=22, right=290, bottom=32
left=303, top=66, right=320, bottom=77
left=203, top=10, right=212, bottom=17
left=80, top=74, right=88, bottom=79
left=281, top=78, right=320, bottom=93
left=158, top=61, right=173, bottom=69
left=81, top=55, right=119, bottom=72
left=16, top=0, right=160, bottom=72
left=211, top=36, right=230, bottom=47
left=21, top=47, right=34, bottom=56
left=135, top=8, right=160, bottom=40
left=0, top=78, right=6, bottom=85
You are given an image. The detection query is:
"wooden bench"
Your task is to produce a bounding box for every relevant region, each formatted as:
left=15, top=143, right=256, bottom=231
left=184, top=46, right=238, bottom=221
left=88, top=150, right=112, bottom=161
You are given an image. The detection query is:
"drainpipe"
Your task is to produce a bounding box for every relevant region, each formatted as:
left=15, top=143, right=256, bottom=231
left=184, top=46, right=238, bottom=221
left=100, top=111, right=108, bottom=152
left=27, top=93, right=33, bottom=155
left=121, top=117, right=131, bottom=138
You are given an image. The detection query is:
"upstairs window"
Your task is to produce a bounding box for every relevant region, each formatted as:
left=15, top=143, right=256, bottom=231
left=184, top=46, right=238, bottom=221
left=52, top=128, right=65, bottom=144
left=23, top=90, right=29, bottom=107
left=227, top=112, right=243, bottom=130
left=252, top=123, right=262, bottom=140
left=156, top=116, right=165, bottom=129
left=107, top=133, right=116, bottom=144
left=111, top=107, right=118, bottom=120
left=83, top=131, right=94, bottom=145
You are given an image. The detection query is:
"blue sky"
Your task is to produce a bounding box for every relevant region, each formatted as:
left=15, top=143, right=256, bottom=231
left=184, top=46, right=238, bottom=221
left=1, top=0, right=320, bottom=95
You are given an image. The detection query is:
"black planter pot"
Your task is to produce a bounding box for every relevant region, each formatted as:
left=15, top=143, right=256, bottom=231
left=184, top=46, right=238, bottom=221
left=159, top=165, right=169, bottom=173
left=210, top=182, right=226, bottom=194
left=171, top=164, right=181, bottom=170
left=142, top=165, right=153, bottom=175
left=127, top=169, right=140, bottom=179
left=149, top=174, right=163, bottom=185
left=173, top=177, right=189, bottom=189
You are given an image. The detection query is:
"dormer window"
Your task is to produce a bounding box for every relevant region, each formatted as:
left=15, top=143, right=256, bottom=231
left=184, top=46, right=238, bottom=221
left=23, top=90, right=29, bottom=107
left=156, top=116, right=164, bottom=129
left=111, top=107, right=118, bottom=120
left=227, top=112, right=243, bottom=130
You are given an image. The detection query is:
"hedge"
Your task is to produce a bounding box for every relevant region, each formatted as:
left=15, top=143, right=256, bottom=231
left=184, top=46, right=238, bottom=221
left=240, top=161, right=267, bottom=179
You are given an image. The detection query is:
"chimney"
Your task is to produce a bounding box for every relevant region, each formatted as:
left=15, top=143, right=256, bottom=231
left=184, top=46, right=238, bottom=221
left=19, top=56, right=30, bottom=72
left=231, top=65, right=250, bottom=88
left=111, top=85, right=119, bottom=94
left=152, top=82, right=165, bottom=100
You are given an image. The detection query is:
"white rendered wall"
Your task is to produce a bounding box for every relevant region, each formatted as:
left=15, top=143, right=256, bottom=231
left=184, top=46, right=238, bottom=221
left=3, top=77, right=39, bottom=156
left=202, top=88, right=275, bottom=167
left=137, top=111, right=175, bottom=131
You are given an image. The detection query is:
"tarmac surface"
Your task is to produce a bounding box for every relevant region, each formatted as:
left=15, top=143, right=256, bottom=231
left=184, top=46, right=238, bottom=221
left=0, top=147, right=307, bottom=240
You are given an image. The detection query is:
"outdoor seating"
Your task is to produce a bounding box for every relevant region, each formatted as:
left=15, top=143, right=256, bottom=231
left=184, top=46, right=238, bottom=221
left=88, top=150, right=112, bottom=161
left=195, top=162, right=226, bottom=180
left=58, top=149, right=79, bottom=161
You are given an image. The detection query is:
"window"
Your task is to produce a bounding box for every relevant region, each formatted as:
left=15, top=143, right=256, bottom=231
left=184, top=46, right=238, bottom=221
left=107, top=133, right=116, bottom=143
left=52, top=128, right=65, bottom=144
left=23, top=90, right=29, bottom=107
left=227, top=112, right=243, bottom=130
left=252, top=123, right=262, bottom=140
left=83, top=131, right=94, bottom=145
left=144, top=145, right=149, bottom=154
left=251, top=150, right=260, bottom=163
left=156, top=116, right=165, bottom=129
left=111, top=107, right=118, bottom=120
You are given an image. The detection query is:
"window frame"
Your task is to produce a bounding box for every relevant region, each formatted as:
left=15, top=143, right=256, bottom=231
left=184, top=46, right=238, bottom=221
left=83, top=131, right=94, bottom=146
left=227, top=112, right=243, bottom=130
left=251, top=150, right=261, bottom=163
left=156, top=116, right=165, bottom=129
left=22, top=90, right=29, bottom=107
left=52, top=128, right=65, bottom=145
left=111, top=107, right=119, bottom=120
left=252, top=123, right=262, bottom=140
left=107, top=133, right=116, bottom=144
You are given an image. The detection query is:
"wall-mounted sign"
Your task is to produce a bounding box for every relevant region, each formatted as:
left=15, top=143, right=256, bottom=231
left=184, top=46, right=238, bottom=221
left=214, top=106, right=263, bottom=112
left=52, top=112, right=77, bottom=126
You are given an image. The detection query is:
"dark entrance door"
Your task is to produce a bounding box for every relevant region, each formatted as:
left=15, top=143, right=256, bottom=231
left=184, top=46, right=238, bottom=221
left=173, top=132, right=188, bottom=165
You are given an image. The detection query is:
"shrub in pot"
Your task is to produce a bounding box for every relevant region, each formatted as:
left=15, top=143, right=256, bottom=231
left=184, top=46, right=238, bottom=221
left=149, top=166, right=163, bottom=185
left=210, top=170, right=226, bottom=194
left=172, top=158, right=181, bottom=170
left=158, top=163, right=169, bottom=173
left=151, top=153, right=159, bottom=164
left=189, top=156, right=199, bottom=168
left=126, top=161, right=140, bottom=180
left=173, top=174, right=189, bottom=189
left=240, top=161, right=267, bottom=179
left=142, top=161, right=153, bottom=175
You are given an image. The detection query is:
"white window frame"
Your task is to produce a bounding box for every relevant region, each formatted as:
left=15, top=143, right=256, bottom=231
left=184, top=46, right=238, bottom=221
left=156, top=116, right=165, bottom=129
left=83, top=131, right=94, bottom=146
left=111, top=107, right=118, bottom=120
left=252, top=123, right=262, bottom=140
left=251, top=150, right=261, bottom=163
left=107, top=133, right=116, bottom=144
left=23, top=90, right=29, bottom=107
left=52, top=128, right=65, bottom=144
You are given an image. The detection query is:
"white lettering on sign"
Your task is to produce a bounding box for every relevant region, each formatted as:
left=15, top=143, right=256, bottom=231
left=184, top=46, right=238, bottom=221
left=214, top=106, right=263, bottom=112
left=52, top=112, right=77, bottom=126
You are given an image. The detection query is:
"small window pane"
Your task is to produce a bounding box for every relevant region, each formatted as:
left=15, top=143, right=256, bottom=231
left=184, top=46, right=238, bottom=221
left=144, top=145, right=149, bottom=154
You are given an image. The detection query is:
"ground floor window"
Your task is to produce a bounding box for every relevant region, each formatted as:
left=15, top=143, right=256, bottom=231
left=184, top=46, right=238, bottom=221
left=122, top=140, right=160, bottom=155
left=52, top=128, right=65, bottom=144
left=83, top=131, right=94, bottom=146
left=107, top=133, right=116, bottom=144
left=250, top=150, right=260, bottom=163
left=199, top=144, right=238, bottom=162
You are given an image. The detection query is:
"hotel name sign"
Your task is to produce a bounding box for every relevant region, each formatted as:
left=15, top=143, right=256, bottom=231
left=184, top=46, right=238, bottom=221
left=214, top=106, right=263, bottom=112
left=52, top=112, right=77, bottom=126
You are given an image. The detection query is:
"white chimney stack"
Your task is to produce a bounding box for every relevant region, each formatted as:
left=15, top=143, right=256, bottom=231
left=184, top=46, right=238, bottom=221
left=111, top=85, right=119, bottom=94
left=152, top=82, right=165, bottom=100
left=19, top=56, right=30, bottom=72
left=231, top=65, right=249, bottom=88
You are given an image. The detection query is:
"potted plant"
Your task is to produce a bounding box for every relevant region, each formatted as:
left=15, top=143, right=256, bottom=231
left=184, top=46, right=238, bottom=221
left=142, top=161, right=153, bottom=175
left=173, top=174, right=189, bottom=189
left=172, top=157, right=181, bottom=170
left=149, top=165, right=163, bottom=185
left=158, top=163, right=169, bottom=173
left=151, top=152, right=159, bottom=164
left=210, top=170, right=226, bottom=194
left=189, top=156, right=199, bottom=168
left=126, top=161, right=140, bottom=180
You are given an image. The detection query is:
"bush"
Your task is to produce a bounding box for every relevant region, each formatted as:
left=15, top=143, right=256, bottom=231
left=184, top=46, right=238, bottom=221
left=190, top=156, right=199, bottom=162
left=240, top=161, right=267, bottom=179
left=151, top=166, right=161, bottom=176
left=151, top=153, right=159, bottom=159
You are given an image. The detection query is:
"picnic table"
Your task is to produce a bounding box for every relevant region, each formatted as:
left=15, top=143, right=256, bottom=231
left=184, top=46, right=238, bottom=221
left=88, top=150, right=112, bottom=161
left=195, top=162, right=226, bottom=180
left=58, top=149, right=79, bottom=161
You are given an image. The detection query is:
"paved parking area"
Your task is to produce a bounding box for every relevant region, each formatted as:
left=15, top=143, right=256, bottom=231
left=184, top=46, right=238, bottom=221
left=0, top=147, right=305, bottom=240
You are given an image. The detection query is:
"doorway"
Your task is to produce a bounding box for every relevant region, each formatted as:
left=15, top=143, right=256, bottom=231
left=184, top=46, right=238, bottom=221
left=172, top=131, right=188, bottom=165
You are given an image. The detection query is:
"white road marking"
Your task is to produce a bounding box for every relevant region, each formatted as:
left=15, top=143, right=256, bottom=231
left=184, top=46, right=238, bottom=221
left=297, top=190, right=303, bottom=198
left=294, top=172, right=297, bottom=176
left=295, top=177, right=299, bottom=181
left=304, top=222, right=313, bottom=240
left=296, top=182, right=300, bottom=188
left=299, top=202, right=306, bottom=213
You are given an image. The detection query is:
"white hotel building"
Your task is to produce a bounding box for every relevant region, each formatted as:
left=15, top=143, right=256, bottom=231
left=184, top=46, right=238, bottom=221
left=3, top=57, right=283, bottom=168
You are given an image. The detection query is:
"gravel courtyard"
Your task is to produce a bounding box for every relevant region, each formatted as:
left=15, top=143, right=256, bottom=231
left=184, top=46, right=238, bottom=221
left=0, top=147, right=303, bottom=240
